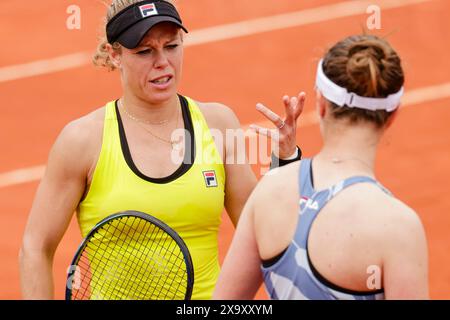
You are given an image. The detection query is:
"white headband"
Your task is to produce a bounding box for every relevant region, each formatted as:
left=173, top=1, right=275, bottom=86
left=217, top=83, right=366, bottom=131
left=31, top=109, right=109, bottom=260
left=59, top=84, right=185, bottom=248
left=315, top=59, right=403, bottom=112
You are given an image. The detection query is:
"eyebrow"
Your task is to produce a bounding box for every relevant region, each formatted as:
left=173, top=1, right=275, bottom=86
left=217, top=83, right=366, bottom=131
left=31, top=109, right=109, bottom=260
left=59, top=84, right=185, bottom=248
left=136, top=35, right=180, bottom=49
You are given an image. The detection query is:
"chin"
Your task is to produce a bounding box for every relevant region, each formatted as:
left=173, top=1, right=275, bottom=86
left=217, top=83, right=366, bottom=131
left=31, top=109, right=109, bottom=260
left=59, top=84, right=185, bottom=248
left=144, top=89, right=177, bottom=105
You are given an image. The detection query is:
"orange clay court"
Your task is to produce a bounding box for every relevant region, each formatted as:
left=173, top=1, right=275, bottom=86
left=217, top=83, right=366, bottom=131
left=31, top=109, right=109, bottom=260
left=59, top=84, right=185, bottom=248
left=1, top=0, right=449, bottom=299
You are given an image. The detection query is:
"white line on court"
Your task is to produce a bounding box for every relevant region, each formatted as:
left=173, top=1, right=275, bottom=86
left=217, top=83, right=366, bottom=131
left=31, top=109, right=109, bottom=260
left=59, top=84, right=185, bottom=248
left=184, top=0, right=431, bottom=46
left=0, top=0, right=432, bottom=83
left=1, top=81, right=449, bottom=189
left=0, top=52, right=92, bottom=83
left=0, top=166, right=46, bottom=189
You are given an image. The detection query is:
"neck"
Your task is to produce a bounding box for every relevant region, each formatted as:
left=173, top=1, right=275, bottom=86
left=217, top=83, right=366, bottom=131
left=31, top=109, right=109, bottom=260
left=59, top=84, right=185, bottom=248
left=317, top=121, right=380, bottom=173
left=121, top=93, right=180, bottom=124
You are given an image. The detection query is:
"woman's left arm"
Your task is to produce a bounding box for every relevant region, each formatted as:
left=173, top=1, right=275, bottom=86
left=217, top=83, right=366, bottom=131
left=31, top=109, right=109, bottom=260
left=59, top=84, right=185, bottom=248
left=215, top=104, right=257, bottom=226
left=204, top=93, right=305, bottom=225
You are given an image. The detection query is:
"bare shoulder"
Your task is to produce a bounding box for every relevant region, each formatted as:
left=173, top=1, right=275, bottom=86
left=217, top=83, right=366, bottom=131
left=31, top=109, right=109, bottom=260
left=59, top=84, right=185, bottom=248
left=256, top=161, right=299, bottom=194
left=252, top=161, right=300, bottom=214
left=363, top=185, right=422, bottom=225
left=57, top=108, right=104, bottom=148
left=195, top=100, right=240, bottom=131
left=366, top=189, right=428, bottom=276
left=49, top=107, right=105, bottom=175
left=352, top=184, right=426, bottom=243
left=379, top=194, right=425, bottom=236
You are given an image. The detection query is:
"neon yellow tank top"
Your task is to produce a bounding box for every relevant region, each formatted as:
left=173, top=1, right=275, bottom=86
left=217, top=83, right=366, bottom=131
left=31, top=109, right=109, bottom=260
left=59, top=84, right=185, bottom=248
left=77, top=96, right=225, bottom=300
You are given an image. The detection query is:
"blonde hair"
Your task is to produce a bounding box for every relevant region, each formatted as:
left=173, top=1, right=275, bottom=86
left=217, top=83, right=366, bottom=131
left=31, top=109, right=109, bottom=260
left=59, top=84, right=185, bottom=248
left=93, top=0, right=175, bottom=71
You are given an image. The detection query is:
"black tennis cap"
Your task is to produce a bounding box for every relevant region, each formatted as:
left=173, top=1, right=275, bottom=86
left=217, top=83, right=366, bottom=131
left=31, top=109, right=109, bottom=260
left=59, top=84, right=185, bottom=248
left=106, top=0, right=188, bottom=49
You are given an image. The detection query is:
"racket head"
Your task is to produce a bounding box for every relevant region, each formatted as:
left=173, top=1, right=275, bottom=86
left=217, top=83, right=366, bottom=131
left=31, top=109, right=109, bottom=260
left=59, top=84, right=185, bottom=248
left=65, top=210, right=194, bottom=300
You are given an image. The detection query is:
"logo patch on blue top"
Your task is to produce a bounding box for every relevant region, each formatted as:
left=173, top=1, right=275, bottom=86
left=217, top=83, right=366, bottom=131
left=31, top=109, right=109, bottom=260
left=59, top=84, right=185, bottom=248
left=203, top=171, right=218, bottom=188
left=139, top=3, right=158, bottom=17
left=299, top=196, right=319, bottom=211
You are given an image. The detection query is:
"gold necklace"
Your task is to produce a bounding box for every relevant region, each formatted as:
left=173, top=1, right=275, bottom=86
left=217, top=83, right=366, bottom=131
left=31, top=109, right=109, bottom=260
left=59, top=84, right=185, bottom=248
left=119, top=99, right=182, bottom=150
left=120, top=100, right=172, bottom=125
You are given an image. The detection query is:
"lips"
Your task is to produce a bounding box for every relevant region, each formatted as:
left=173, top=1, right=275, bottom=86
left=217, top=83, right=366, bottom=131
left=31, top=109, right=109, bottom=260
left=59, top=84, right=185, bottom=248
left=150, top=75, right=172, bottom=85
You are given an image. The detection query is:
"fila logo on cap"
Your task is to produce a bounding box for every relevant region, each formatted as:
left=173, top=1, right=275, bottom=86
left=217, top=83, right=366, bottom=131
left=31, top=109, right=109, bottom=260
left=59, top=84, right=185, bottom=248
left=203, top=171, right=218, bottom=188
left=139, top=3, right=158, bottom=17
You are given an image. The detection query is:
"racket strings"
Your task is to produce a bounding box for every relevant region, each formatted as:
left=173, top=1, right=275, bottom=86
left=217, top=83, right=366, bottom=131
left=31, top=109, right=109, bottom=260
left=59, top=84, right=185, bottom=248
left=76, top=225, right=186, bottom=299
left=70, top=215, right=189, bottom=300
left=96, top=217, right=186, bottom=299
left=91, top=217, right=147, bottom=299
left=105, top=218, right=186, bottom=299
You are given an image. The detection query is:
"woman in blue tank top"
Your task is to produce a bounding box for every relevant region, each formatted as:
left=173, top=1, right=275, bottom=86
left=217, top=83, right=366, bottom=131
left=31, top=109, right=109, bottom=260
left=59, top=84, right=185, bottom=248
left=214, top=34, right=429, bottom=300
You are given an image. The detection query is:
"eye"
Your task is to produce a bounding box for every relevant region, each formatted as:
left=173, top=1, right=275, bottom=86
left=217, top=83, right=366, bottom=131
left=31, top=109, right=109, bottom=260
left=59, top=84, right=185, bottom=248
left=166, top=44, right=179, bottom=50
left=136, top=49, right=151, bottom=55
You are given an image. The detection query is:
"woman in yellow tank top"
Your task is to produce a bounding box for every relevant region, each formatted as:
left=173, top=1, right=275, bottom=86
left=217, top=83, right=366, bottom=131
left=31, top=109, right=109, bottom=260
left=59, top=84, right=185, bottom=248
left=20, top=0, right=305, bottom=300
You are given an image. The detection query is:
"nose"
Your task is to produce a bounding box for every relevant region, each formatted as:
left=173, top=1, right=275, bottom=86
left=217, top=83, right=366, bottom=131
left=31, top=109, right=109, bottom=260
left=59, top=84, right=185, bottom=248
left=153, top=50, right=169, bottom=69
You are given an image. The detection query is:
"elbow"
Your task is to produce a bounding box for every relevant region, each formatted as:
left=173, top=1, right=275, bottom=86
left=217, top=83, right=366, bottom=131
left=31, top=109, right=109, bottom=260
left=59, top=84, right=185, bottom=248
left=19, top=242, right=54, bottom=284
left=19, top=237, right=54, bottom=267
left=18, top=243, right=32, bottom=269
left=19, top=242, right=30, bottom=267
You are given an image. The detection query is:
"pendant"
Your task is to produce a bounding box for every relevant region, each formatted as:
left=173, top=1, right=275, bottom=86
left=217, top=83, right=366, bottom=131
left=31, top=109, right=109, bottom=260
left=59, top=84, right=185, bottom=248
left=171, top=141, right=181, bottom=151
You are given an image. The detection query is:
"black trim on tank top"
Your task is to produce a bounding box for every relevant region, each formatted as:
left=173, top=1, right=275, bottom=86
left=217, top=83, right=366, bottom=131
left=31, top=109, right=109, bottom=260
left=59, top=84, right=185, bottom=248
left=306, top=249, right=384, bottom=296
left=310, top=158, right=315, bottom=189
left=261, top=248, right=289, bottom=268
left=115, top=94, right=196, bottom=184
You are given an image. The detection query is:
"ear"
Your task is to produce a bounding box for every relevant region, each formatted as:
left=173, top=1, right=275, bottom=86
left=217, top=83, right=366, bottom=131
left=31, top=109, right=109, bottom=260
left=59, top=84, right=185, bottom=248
left=106, top=43, right=122, bottom=69
left=315, top=89, right=327, bottom=119
left=178, top=29, right=184, bottom=43
left=385, top=108, right=399, bottom=129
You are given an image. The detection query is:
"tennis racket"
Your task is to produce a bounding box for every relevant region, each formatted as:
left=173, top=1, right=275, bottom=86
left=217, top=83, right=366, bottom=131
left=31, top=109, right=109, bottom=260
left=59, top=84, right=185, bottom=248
left=65, top=210, right=194, bottom=300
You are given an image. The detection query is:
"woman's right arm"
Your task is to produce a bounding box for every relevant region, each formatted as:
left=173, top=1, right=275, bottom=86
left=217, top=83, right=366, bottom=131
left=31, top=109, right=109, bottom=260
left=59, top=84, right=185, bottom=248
left=19, top=120, right=93, bottom=299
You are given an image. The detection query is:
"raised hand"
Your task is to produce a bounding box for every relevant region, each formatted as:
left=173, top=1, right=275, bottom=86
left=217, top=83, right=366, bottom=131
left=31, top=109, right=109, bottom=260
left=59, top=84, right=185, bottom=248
left=250, top=92, right=305, bottom=159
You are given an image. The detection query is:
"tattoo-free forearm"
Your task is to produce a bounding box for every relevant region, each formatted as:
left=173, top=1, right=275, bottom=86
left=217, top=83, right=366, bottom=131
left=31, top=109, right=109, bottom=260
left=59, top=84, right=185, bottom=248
left=19, top=249, right=55, bottom=299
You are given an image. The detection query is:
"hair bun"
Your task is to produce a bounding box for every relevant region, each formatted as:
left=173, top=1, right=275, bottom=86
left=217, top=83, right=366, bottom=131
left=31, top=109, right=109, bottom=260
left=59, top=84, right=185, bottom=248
left=321, top=35, right=404, bottom=128
left=346, top=40, right=390, bottom=96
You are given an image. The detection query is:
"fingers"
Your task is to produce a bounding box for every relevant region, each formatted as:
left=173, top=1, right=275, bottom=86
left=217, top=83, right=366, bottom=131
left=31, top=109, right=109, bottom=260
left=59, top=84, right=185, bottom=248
left=283, top=95, right=293, bottom=123
left=284, top=92, right=306, bottom=124
left=294, top=92, right=306, bottom=119
left=255, top=92, right=306, bottom=129
left=255, top=103, right=284, bottom=129
left=284, top=95, right=299, bottom=124
left=249, top=124, right=279, bottom=141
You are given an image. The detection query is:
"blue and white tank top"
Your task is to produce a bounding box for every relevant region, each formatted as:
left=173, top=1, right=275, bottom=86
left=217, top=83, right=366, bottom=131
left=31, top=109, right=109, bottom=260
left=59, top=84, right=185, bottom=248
left=261, top=158, right=390, bottom=300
